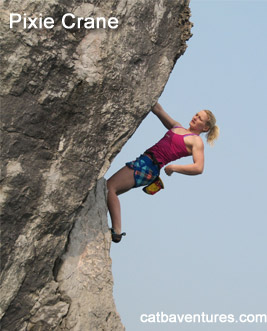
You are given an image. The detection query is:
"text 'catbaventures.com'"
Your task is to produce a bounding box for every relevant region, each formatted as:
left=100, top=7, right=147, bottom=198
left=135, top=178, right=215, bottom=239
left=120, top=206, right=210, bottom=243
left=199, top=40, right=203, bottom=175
left=140, top=312, right=267, bottom=324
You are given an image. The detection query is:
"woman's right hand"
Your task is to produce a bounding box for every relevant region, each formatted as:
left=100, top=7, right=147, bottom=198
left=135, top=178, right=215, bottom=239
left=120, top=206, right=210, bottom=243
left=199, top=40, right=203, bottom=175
left=151, top=103, right=182, bottom=130
left=151, top=102, right=161, bottom=115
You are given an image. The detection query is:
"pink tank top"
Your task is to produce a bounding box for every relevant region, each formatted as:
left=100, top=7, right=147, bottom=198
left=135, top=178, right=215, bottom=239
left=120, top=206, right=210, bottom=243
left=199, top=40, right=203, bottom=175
left=145, top=126, right=198, bottom=168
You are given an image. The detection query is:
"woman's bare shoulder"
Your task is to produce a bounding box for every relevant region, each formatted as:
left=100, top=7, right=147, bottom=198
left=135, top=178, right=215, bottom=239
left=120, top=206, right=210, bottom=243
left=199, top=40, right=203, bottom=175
left=185, top=134, right=204, bottom=147
left=193, top=135, right=204, bottom=148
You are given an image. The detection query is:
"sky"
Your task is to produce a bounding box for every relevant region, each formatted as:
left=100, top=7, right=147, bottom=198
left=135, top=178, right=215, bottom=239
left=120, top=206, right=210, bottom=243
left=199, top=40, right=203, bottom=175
left=105, top=1, right=267, bottom=330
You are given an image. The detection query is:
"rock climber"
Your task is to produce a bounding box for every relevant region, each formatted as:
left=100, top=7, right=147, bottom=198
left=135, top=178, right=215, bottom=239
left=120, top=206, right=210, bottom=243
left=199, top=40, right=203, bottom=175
left=107, top=102, right=219, bottom=243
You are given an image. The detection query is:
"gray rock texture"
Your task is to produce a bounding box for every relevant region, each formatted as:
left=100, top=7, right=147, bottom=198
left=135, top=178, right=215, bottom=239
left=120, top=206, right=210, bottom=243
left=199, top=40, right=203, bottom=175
left=0, top=0, right=192, bottom=329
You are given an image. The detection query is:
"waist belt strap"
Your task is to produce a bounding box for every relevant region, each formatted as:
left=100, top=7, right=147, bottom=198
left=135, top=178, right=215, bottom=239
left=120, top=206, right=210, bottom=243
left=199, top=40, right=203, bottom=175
left=145, top=151, right=162, bottom=170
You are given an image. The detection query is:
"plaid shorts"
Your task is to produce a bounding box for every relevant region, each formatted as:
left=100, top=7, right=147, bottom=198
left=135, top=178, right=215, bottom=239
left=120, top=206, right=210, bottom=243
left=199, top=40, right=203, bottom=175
left=126, top=154, right=159, bottom=188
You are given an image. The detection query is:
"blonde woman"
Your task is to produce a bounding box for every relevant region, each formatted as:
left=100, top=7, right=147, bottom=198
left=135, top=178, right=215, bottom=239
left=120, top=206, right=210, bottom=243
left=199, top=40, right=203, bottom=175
left=107, top=102, right=219, bottom=243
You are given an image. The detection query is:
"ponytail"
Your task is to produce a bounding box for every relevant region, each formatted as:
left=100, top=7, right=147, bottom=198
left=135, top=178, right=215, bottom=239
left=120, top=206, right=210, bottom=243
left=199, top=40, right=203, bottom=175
left=204, top=110, right=219, bottom=146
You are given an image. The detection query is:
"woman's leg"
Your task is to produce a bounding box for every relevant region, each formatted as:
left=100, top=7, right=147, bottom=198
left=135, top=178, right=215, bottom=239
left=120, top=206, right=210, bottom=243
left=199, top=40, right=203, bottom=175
left=107, top=166, right=135, bottom=234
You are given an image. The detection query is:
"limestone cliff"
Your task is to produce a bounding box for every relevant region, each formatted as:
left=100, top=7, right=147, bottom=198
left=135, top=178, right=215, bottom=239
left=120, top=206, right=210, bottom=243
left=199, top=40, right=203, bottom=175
left=0, top=0, right=192, bottom=329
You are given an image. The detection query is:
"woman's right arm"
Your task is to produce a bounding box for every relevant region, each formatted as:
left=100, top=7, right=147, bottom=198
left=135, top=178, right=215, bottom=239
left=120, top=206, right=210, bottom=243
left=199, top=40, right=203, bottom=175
left=152, top=102, right=182, bottom=130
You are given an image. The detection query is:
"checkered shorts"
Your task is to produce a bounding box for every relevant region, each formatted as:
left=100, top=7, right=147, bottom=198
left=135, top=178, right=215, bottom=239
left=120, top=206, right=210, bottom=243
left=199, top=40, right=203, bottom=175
left=126, top=154, right=159, bottom=188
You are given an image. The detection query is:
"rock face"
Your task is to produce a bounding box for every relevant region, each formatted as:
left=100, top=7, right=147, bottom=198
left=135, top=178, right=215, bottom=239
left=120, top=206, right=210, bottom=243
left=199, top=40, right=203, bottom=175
left=0, top=0, right=192, bottom=329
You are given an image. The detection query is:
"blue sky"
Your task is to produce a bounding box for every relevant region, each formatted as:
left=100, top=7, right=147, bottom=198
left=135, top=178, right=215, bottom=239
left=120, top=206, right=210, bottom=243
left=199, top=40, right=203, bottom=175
left=105, top=1, right=267, bottom=330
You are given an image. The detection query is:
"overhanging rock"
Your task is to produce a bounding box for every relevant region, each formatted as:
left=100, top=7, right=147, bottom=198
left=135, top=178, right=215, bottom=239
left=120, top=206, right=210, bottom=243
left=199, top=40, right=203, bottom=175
left=0, top=0, right=192, bottom=329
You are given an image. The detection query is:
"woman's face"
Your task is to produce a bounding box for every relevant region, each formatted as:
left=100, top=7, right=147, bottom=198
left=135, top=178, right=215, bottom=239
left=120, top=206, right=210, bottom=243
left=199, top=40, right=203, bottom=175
left=189, top=110, right=209, bottom=132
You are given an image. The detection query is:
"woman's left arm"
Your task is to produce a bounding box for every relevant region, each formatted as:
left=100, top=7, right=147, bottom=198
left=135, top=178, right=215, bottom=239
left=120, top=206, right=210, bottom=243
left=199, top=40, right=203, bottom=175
left=165, top=138, right=204, bottom=176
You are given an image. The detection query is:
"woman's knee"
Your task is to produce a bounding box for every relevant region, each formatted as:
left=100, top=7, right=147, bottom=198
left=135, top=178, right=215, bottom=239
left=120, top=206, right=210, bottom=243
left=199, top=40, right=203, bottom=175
left=107, top=176, right=122, bottom=195
left=107, top=178, right=115, bottom=193
left=107, top=166, right=135, bottom=194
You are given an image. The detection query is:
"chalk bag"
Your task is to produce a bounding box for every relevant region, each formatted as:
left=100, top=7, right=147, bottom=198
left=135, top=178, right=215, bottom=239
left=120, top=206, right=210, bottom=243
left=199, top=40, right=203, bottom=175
left=142, top=176, right=164, bottom=195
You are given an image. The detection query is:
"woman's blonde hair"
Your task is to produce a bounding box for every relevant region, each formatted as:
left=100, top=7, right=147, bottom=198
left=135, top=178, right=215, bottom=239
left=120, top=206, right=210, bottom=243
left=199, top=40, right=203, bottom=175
left=203, top=110, right=219, bottom=146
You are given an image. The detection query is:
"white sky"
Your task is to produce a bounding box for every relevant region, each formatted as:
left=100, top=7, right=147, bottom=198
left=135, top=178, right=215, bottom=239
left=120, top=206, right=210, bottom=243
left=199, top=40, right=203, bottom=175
left=105, top=1, right=267, bottom=330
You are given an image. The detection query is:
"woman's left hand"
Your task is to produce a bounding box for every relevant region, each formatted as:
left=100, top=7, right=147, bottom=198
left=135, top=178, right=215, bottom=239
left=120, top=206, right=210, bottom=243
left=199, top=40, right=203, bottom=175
left=164, top=165, right=174, bottom=176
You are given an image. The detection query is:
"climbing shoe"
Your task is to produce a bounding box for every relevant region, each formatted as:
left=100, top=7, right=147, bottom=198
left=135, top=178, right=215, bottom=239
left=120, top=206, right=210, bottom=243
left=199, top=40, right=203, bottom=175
left=110, top=228, right=126, bottom=243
